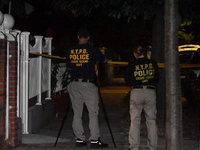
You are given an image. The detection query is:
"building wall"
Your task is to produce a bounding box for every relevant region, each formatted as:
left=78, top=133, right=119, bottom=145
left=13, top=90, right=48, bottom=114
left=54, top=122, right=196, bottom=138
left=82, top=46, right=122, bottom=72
left=0, top=38, right=19, bottom=148
left=7, top=41, right=19, bottom=147
left=0, top=39, right=7, bottom=149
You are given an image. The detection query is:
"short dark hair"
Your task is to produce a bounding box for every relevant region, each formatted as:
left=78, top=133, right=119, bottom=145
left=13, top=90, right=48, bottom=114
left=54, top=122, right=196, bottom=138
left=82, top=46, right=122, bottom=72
left=133, top=45, right=146, bottom=56
left=77, top=28, right=90, bottom=38
left=137, top=48, right=146, bottom=56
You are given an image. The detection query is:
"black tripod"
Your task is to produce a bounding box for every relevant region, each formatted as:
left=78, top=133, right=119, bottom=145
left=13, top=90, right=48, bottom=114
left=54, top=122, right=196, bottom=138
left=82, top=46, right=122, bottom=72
left=54, top=98, right=71, bottom=147
left=54, top=85, right=116, bottom=148
left=98, top=87, right=117, bottom=148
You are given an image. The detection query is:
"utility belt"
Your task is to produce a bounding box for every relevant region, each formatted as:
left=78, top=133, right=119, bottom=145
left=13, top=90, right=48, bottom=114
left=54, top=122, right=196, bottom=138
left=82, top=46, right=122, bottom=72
left=71, top=78, right=98, bottom=86
left=132, top=85, right=156, bottom=90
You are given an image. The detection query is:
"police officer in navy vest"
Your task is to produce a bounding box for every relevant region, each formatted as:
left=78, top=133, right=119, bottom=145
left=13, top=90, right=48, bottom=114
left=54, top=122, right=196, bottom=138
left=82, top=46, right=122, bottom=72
left=125, top=44, right=159, bottom=150
left=66, top=28, right=108, bottom=148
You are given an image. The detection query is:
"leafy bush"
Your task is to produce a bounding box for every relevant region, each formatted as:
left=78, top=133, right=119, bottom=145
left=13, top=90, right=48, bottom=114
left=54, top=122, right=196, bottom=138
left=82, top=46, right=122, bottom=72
left=51, top=63, right=71, bottom=94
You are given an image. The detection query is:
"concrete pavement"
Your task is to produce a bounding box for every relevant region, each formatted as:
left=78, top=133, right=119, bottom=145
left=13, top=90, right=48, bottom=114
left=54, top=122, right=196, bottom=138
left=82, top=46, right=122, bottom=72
left=10, top=86, right=199, bottom=150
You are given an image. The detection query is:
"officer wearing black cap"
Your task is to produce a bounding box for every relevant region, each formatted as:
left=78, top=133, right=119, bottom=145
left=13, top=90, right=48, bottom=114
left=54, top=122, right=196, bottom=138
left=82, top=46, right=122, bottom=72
left=125, top=44, right=159, bottom=150
left=66, top=28, right=108, bottom=148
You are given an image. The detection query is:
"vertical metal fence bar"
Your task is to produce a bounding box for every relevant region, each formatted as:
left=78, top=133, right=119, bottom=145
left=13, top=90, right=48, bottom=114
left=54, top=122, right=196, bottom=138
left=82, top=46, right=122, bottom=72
left=11, top=30, right=21, bottom=117
left=5, top=41, right=10, bottom=140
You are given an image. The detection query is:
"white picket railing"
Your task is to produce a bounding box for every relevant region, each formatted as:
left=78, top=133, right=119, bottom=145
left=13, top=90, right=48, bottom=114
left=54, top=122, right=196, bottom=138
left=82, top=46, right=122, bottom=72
left=0, top=12, right=56, bottom=138
left=19, top=32, right=52, bottom=134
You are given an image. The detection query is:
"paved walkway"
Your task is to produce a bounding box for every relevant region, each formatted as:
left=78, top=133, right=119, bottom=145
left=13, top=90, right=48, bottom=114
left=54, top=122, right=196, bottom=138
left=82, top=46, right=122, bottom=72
left=11, top=86, right=199, bottom=150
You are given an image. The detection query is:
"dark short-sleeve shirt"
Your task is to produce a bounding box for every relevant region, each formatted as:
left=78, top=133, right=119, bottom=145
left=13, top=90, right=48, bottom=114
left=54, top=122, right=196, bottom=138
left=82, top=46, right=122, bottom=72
left=125, top=58, right=159, bottom=87
left=66, top=44, right=106, bottom=80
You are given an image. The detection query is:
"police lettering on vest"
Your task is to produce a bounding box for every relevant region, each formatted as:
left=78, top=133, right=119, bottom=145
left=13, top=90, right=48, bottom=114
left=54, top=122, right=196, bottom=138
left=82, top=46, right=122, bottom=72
left=134, top=63, right=155, bottom=83
left=125, top=58, right=159, bottom=86
left=69, top=49, right=89, bottom=66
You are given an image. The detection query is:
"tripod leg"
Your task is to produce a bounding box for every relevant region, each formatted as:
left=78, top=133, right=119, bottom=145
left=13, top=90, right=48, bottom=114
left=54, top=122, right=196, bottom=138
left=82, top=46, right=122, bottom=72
left=98, top=87, right=117, bottom=148
left=54, top=99, right=71, bottom=147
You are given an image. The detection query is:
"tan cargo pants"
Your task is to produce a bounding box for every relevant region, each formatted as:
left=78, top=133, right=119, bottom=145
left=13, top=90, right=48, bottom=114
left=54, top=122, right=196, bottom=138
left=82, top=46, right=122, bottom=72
left=129, top=87, right=158, bottom=150
left=67, top=81, right=100, bottom=141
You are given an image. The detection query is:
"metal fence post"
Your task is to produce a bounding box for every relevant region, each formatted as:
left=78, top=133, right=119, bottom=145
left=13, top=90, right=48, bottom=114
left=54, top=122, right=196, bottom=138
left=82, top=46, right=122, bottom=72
left=33, top=36, right=43, bottom=105
left=44, top=37, right=52, bottom=100
left=20, top=32, right=30, bottom=134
